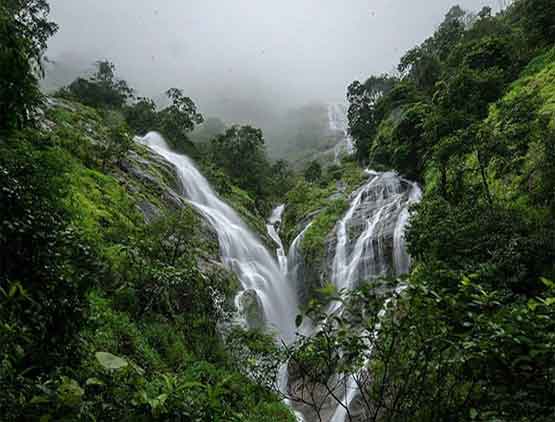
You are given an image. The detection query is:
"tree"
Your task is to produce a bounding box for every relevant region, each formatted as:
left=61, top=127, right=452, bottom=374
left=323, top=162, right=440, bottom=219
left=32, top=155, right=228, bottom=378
left=158, top=88, right=204, bottom=153
left=270, top=159, right=295, bottom=197
left=347, top=76, right=397, bottom=164
left=63, top=60, right=133, bottom=109
left=0, top=0, right=58, bottom=132
left=303, top=160, right=322, bottom=183
left=210, top=125, right=269, bottom=198
left=369, top=101, right=430, bottom=181
left=123, top=97, right=159, bottom=136
left=190, top=117, right=227, bottom=144
left=511, top=0, right=555, bottom=47
left=98, top=111, right=133, bottom=169
left=398, top=6, right=466, bottom=93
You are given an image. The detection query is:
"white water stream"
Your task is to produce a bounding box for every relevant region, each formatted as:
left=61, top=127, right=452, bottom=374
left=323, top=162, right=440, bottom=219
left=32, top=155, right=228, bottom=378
left=141, top=112, right=419, bottom=422
left=141, top=132, right=299, bottom=343
left=328, top=173, right=421, bottom=422
left=328, top=103, right=355, bottom=163
left=280, top=169, right=420, bottom=422
left=267, top=204, right=288, bottom=273
left=283, top=104, right=421, bottom=421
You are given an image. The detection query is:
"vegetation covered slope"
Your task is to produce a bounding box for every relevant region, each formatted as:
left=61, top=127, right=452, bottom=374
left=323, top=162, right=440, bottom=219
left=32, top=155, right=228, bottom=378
left=281, top=2, right=555, bottom=421
left=0, top=2, right=295, bottom=420
left=1, top=96, right=296, bottom=421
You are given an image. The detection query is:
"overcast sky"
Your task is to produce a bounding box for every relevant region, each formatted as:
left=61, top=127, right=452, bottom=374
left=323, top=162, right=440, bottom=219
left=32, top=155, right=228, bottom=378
left=46, top=0, right=501, bottom=119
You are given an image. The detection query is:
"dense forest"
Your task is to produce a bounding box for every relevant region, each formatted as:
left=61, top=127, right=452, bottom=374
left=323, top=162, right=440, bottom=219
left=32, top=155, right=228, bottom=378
left=1, top=0, right=555, bottom=421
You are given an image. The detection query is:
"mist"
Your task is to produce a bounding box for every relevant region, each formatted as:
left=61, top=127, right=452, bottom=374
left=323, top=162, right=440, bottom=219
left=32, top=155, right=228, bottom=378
left=45, top=0, right=501, bottom=138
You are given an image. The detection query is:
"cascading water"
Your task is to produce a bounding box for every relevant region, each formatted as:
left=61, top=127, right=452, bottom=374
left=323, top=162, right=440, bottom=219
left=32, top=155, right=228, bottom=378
left=267, top=204, right=288, bottom=273
left=287, top=222, right=313, bottom=303
left=267, top=206, right=307, bottom=422
left=327, top=172, right=421, bottom=422
left=328, top=103, right=355, bottom=163
left=280, top=169, right=420, bottom=422
left=141, top=132, right=299, bottom=343
left=140, top=122, right=419, bottom=422
left=328, top=171, right=421, bottom=315
left=282, top=104, right=421, bottom=421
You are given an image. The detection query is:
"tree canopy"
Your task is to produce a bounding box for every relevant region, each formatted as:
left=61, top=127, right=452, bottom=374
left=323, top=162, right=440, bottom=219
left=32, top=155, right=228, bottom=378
left=0, top=0, right=58, bottom=132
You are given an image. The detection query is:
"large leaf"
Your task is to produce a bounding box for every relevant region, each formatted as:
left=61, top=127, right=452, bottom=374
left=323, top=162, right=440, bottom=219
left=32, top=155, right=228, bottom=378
left=95, top=351, right=128, bottom=370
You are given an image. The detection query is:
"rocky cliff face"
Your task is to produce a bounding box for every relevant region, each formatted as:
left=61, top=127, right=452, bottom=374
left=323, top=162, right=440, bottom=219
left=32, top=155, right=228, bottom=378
left=293, top=172, right=414, bottom=307
left=323, top=175, right=415, bottom=282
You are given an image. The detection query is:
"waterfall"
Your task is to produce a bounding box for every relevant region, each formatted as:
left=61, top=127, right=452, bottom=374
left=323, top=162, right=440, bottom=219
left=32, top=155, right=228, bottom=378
left=287, top=222, right=312, bottom=300
left=328, top=103, right=355, bottom=163
left=141, top=132, right=299, bottom=343
left=328, top=171, right=421, bottom=422
left=267, top=206, right=308, bottom=422
left=328, top=171, right=420, bottom=313
left=279, top=166, right=419, bottom=421
left=140, top=125, right=420, bottom=422
left=267, top=204, right=288, bottom=273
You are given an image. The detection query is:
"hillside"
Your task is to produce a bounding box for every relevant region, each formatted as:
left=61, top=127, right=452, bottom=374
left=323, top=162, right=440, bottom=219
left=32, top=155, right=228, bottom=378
left=1, top=96, right=294, bottom=420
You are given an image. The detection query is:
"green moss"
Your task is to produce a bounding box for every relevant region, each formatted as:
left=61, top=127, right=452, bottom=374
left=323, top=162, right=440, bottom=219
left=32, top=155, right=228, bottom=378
left=301, top=199, right=348, bottom=264
left=282, top=162, right=365, bottom=246
left=66, top=166, right=141, bottom=244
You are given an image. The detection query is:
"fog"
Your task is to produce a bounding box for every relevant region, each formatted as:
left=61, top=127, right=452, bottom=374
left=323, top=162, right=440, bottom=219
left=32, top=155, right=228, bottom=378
left=46, top=0, right=501, bottom=130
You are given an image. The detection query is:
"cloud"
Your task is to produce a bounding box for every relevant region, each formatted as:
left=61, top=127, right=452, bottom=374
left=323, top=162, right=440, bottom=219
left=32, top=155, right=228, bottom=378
left=46, top=0, right=499, bottom=121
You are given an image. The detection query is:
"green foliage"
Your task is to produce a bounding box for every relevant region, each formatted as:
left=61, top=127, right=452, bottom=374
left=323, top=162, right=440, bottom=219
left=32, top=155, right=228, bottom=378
left=301, top=199, right=348, bottom=265
left=157, top=88, right=204, bottom=154
left=0, top=133, right=100, bottom=418
left=207, top=124, right=293, bottom=217
left=269, top=159, right=296, bottom=198
left=210, top=125, right=267, bottom=195
left=0, top=0, right=57, bottom=132
left=60, top=63, right=206, bottom=159
left=282, top=161, right=364, bottom=246
left=398, top=5, right=466, bottom=92
left=123, top=97, right=159, bottom=136
left=61, top=60, right=134, bottom=110
left=510, top=0, right=555, bottom=47
left=0, top=117, right=290, bottom=422
left=285, top=3, right=555, bottom=420
left=348, top=2, right=539, bottom=183
left=370, top=101, right=429, bottom=181
left=347, top=75, right=398, bottom=164
left=0, top=2, right=296, bottom=420
left=190, top=116, right=227, bottom=144
left=303, top=160, right=322, bottom=183
left=286, top=273, right=555, bottom=421
left=100, top=111, right=133, bottom=168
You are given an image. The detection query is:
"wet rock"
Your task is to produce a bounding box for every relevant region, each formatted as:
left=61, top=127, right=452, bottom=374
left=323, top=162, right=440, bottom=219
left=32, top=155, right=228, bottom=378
left=136, top=200, right=160, bottom=223
left=238, top=289, right=266, bottom=330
